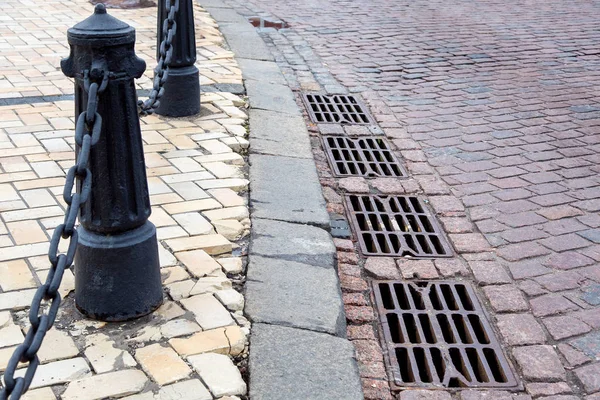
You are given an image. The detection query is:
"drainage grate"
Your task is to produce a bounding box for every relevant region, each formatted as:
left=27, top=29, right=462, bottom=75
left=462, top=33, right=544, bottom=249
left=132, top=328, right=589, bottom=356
left=374, top=281, right=518, bottom=389
left=345, top=195, right=452, bottom=258
left=323, top=136, right=407, bottom=178
left=302, top=93, right=375, bottom=124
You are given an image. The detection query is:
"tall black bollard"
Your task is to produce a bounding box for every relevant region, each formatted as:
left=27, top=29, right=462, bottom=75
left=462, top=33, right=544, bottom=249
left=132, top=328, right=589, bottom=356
left=61, top=4, right=163, bottom=321
left=154, top=0, right=201, bottom=117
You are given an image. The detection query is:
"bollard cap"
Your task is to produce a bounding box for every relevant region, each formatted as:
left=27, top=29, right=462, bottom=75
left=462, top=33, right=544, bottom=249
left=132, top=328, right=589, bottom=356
left=67, top=4, right=135, bottom=46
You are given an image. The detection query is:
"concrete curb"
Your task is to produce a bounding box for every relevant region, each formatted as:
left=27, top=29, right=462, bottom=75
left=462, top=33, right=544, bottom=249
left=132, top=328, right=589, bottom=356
left=195, top=1, right=364, bottom=399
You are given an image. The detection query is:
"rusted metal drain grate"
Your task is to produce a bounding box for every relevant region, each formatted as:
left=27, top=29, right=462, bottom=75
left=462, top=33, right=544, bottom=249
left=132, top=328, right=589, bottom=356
left=302, top=93, right=374, bottom=124
left=345, top=195, right=452, bottom=258
left=374, top=281, right=518, bottom=389
left=323, top=136, right=406, bottom=177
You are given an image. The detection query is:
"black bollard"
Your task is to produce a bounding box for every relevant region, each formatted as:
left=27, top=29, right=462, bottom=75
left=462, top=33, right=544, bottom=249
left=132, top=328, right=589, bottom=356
left=154, top=0, right=201, bottom=117
left=61, top=4, right=163, bottom=321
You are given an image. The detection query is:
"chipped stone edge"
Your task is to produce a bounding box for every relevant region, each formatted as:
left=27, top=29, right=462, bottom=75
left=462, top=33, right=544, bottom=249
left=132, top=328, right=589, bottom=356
left=195, top=0, right=363, bottom=398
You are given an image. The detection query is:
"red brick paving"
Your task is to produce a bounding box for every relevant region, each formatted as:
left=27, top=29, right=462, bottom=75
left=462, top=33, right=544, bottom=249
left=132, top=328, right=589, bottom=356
left=223, top=0, right=600, bottom=397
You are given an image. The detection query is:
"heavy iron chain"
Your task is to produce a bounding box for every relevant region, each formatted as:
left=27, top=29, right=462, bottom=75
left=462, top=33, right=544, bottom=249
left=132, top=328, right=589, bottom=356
left=0, top=69, right=108, bottom=400
left=138, top=0, right=180, bottom=116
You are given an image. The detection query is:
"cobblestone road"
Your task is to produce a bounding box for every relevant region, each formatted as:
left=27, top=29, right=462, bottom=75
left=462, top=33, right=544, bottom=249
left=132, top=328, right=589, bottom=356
left=0, top=0, right=250, bottom=398
left=222, top=0, right=600, bottom=398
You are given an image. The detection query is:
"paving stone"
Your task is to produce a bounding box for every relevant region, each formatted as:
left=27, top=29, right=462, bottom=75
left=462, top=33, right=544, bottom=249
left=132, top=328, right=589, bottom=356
left=213, top=219, right=244, bottom=240
left=249, top=323, right=362, bottom=400
left=189, top=275, right=232, bottom=296
left=449, top=233, right=491, bottom=252
left=434, top=259, right=469, bottom=277
left=135, top=344, right=191, bottom=385
left=531, top=294, right=579, bottom=317
left=20, top=387, right=56, bottom=399
left=574, top=362, right=600, bottom=393
left=569, top=331, right=600, bottom=358
left=539, top=233, right=590, bottom=252
left=246, top=255, right=345, bottom=336
left=175, top=249, right=222, bottom=278
left=217, top=257, right=243, bottom=274
left=400, top=390, right=452, bottom=399
left=170, top=326, right=245, bottom=357
left=9, top=357, right=92, bottom=389
left=188, top=353, right=246, bottom=397
left=249, top=109, right=312, bottom=158
left=62, top=369, right=148, bottom=400
left=157, top=379, right=212, bottom=400
left=159, top=319, right=202, bottom=339
left=544, top=251, right=595, bottom=269
left=526, top=382, right=572, bottom=397
left=0, top=324, right=23, bottom=348
left=469, top=261, right=511, bottom=285
left=513, top=345, right=566, bottom=381
left=84, top=334, right=138, bottom=373
left=214, top=288, right=244, bottom=311
left=37, top=328, right=79, bottom=363
left=0, top=260, right=36, bottom=291
left=249, top=154, right=329, bottom=226
left=496, top=314, right=547, bottom=345
left=534, top=271, right=583, bottom=292
left=557, top=343, right=591, bottom=368
left=165, top=234, right=232, bottom=255
left=543, top=315, right=591, bottom=340
left=363, top=257, right=400, bottom=279
left=338, top=177, right=370, bottom=193
left=250, top=218, right=335, bottom=267
left=180, top=294, right=235, bottom=330
left=483, top=285, right=529, bottom=312
left=398, top=259, right=438, bottom=279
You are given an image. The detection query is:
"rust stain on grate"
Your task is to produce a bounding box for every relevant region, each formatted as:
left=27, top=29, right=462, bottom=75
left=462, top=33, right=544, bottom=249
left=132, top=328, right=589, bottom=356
left=323, top=136, right=407, bottom=178
left=345, top=195, right=452, bottom=258
left=302, top=93, right=375, bottom=124
left=373, top=281, right=518, bottom=389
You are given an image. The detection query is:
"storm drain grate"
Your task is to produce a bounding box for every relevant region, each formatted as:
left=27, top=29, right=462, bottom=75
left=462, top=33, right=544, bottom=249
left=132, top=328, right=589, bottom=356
left=302, top=93, right=374, bottom=124
left=323, top=136, right=407, bottom=177
left=345, top=195, right=452, bottom=258
left=374, top=281, right=518, bottom=389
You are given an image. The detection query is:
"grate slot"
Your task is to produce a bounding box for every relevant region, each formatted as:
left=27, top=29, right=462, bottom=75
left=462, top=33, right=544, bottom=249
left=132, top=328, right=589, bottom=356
left=345, top=195, right=452, bottom=258
left=303, top=93, right=375, bottom=124
left=322, top=136, right=406, bottom=178
left=373, top=281, right=518, bottom=389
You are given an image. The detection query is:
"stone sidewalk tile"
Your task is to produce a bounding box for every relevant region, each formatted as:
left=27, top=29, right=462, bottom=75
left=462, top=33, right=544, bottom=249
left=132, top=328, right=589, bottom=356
left=0, top=0, right=251, bottom=398
left=0, top=0, right=241, bottom=99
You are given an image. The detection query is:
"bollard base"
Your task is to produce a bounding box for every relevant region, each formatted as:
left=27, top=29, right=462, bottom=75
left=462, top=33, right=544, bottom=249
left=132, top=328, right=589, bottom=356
left=74, top=221, right=163, bottom=322
left=154, top=64, right=201, bottom=117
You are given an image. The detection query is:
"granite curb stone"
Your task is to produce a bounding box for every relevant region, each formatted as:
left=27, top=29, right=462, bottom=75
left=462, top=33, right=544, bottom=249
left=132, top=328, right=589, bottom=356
left=197, top=0, right=363, bottom=397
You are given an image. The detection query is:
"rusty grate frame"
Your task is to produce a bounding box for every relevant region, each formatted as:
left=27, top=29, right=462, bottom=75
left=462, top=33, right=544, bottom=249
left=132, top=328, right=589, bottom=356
left=345, top=195, right=453, bottom=258
left=302, top=93, right=375, bottom=124
left=322, top=136, right=407, bottom=178
left=373, top=281, right=519, bottom=389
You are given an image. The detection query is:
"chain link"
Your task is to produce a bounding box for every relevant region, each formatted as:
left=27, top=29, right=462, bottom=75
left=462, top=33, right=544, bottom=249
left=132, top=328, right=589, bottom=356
left=138, top=0, right=180, bottom=116
left=0, top=70, right=107, bottom=400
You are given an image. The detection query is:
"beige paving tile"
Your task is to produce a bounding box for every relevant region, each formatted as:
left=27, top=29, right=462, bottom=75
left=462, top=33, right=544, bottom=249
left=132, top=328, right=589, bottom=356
left=208, top=188, right=245, bottom=207
left=162, top=198, right=221, bottom=215
left=62, top=369, right=148, bottom=400
left=9, top=357, right=91, bottom=389
left=169, top=181, right=209, bottom=201
left=135, top=344, right=191, bottom=385
left=0, top=183, right=20, bottom=202
left=175, top=249, right=222, bottom=278
left=0, top=260, right=36, bottom=291
left=165, top=234, right=232, bottom=255
left=172, top=212, right=214, bottom=235
left=19, top=188, right=57, bottom=207
left=7, top=220, right=47, bottom=244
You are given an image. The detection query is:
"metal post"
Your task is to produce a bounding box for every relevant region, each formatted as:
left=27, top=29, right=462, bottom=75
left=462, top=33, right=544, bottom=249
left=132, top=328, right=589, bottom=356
left=154, top=0, right=201, bottom=117
left=61, top=4, right=163, bottom=321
